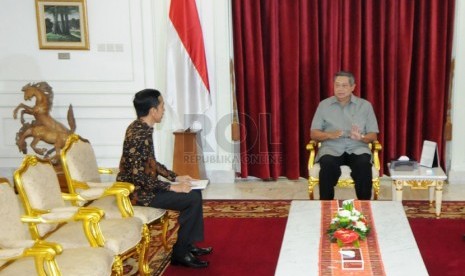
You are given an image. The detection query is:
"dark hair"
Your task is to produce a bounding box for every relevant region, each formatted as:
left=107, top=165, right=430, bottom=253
left=133, top=89, right=162, bottom=118
left=334, top=71, right=355, bottom=85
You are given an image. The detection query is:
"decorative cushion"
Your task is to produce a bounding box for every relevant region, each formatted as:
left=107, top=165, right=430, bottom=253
left=18, top=162, right=67, bottom=237
left=0, top=184, right=28, bottom=241
left=78, top=187, right=106, bottom=200
left=0, top=240, right=35, bottom=249
left=40, top=211, right=76, bottom=221
left=133, top=206, right=166, bottom=224
left=0, top=248, right=25, bottom=259
left=20, top=162, right=65, bottom=210
left=87, top=181, right=113, bottom=188
left=65, top=140, right=101, bottom=182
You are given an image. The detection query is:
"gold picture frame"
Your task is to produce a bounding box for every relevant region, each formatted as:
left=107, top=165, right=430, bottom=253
left=35, top=0, right=89, bottom=50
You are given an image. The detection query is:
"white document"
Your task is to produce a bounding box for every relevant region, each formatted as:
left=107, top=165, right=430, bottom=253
left=171, top=179, right=209, bottom=190
left=419, top=140, right=438, bottom=168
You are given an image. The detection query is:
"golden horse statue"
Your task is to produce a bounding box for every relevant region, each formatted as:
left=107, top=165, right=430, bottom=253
left=13, top=82, right=76, bottom=164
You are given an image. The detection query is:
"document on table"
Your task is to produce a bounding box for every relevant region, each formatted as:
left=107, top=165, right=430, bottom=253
left=171, top=179, right=209, bottom=190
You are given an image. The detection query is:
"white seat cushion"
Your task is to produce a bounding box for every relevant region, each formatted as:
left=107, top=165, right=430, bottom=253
left=89, top=196, right=166, bottom=224
left=133, top=206, right=166, bottom=224
left=309, top=163, right=379, bottom=179
left=44, top=216, right=143, bottom=254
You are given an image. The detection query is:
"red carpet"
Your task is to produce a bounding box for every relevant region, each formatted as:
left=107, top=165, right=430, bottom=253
left=408, top=218, right=465, bottom=276
left=163, top=217, right=287, bottom=276
left=123, top=200, right=465, bottom=276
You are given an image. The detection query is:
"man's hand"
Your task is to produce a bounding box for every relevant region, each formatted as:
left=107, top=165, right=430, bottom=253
left=170, top=182, right=192, bottom=193
left=311, top=129, right=343, bottom=141
left=175, top=175, right=195, bottom=182
left=327, top=130, right=343, bottom=139
left=350, top=125, right=363, bottom=140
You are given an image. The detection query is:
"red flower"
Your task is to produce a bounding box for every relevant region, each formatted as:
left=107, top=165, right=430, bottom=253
left=333, top=229, right=359, bottom=244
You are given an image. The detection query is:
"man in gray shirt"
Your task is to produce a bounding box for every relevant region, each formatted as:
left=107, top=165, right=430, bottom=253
left=310, top=71, right=379, bottom=200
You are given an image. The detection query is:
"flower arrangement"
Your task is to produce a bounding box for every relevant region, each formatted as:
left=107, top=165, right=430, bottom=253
left=327, top=199, right=370, bottom=247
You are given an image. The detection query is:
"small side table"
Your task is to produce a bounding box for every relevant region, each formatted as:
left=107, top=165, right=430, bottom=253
left=389, top=166, right=447, bottom=217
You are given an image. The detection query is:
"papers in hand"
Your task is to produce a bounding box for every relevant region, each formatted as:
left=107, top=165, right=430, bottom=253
left=172, top=179, right=209, bottom=190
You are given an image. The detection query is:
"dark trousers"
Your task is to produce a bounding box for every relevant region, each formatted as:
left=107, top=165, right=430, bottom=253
left=147, top=190, right=204, bottom=257
left=318, top=153, right=372, bottom=200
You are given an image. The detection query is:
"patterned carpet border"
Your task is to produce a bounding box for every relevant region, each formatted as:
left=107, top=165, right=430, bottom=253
left=402, top=200, right=465, bottom=219
left=124, top=200, right=465, bottom=275
left=202, top=200, right=290, bottom=218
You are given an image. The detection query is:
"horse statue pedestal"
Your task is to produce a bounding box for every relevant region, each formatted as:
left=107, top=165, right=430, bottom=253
left=54, top=165, right=69, bottom=193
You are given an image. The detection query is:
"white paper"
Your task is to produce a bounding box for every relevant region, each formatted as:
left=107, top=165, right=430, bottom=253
left=171, top=179, right=209, bottom=190
left=190, top=179, right=209, bottom=189
left=419, top=140, right=437, bottom=168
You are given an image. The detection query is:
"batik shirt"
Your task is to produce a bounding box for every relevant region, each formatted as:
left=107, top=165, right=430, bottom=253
left=116, top=119, right=177, bottom=206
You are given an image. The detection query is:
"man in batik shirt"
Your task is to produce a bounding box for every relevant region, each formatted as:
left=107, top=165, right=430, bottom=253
left=117, top=89, right=212, bottom=268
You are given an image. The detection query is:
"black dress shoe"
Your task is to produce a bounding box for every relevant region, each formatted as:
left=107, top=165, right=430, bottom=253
left=190, top=245, right=213, bottom=256
left=171, top=252, right=209, bottom=268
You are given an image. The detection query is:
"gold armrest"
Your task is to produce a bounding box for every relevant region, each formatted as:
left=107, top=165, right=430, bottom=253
left=67, top=180, right=135, bottom=218
left=306, top=140, right=318, bottom=169
left=110, top=181, right=135, bottom=193
left=98, top=167, right=119, bottom=175
left=71, top=180, right=91, bottom=190
left=102, top=183, right=135, bottom=217
left=70, top=181, right=135, bottom=218
left=61, top=192, right=82, bottom=202
left=10, top=241, right=62, bottom=276
left=74, top=207, right=106, bottom=247
left=21, top=207, right=106, bottom=248
left=371, top=140, right=382, bottom=170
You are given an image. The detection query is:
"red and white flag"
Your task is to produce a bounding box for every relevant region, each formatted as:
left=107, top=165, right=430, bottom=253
left=166, top=0, right=211, bottom=129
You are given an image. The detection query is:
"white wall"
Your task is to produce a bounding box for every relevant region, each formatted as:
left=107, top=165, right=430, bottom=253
left=0, top=0, right=235, bottom=182
left=448, top=0, right=465, bottom=184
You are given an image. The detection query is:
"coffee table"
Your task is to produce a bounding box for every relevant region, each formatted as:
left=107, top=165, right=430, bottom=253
left=275, top=200, right=428, bottom=276
left=389, top=166, right=446, bottom=217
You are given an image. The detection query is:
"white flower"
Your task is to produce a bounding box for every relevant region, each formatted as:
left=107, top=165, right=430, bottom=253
left=342, top=199, right=354, bottom=207
left=338, top=210, right=351, bottom=217
left=349, top=216, right=359, bottom=222
left=352, top=210, right=361, bottom=216
left=354, top=221, right=367, bottom=232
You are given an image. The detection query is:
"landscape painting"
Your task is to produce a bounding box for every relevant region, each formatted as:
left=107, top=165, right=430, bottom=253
left=35, top=0, right=89, bottom=50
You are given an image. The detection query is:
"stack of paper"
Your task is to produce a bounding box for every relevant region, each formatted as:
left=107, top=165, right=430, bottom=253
left=171, top=179, right=209, bottom=190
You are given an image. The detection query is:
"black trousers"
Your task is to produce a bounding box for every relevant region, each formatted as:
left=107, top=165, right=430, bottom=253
left=147, top=190, right=204, bottom=257
left=318, top=153, right=372, bottom=200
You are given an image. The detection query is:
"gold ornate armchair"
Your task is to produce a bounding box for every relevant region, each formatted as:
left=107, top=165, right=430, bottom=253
left=0, top=179, right=114, bottom=276
left=306, top=140, right=382, bottom=200
left=13, top=155, right=151, bottom=275
left=60, top=134, right=169, bottom=250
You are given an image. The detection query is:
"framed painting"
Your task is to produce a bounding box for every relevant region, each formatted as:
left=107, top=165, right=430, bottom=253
left=35, top=0, right=89, bottom=50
